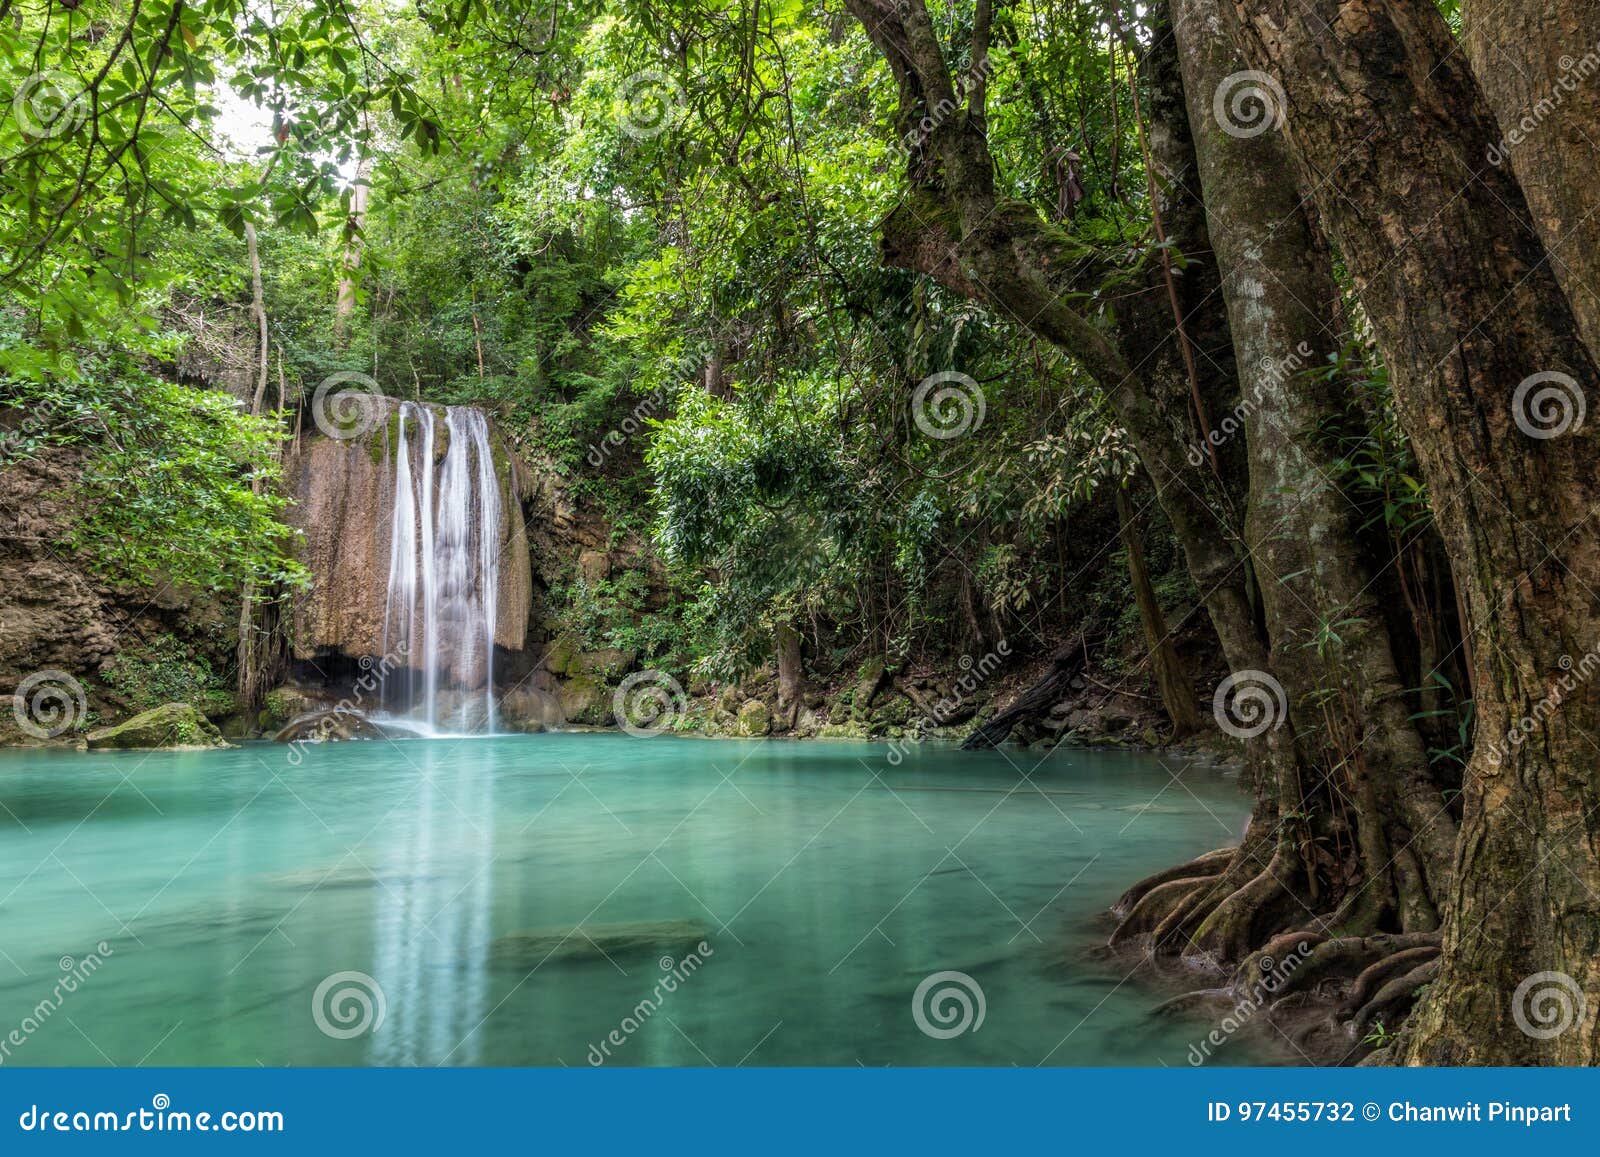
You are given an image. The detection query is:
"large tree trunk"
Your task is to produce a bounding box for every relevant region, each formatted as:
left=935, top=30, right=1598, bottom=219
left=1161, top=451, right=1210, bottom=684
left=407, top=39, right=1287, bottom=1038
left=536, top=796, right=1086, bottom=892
left=1171, top=0, right=1456, bottom=937
left=848, top=0, right=1335, bottom=964
left=1224, top=0, right=1600, bottom=1064
left=1462, top=0, right=1600, bottom=360
left=774, top=622, right=804, bottom=731
left=236, top=223, right=271, bottom=712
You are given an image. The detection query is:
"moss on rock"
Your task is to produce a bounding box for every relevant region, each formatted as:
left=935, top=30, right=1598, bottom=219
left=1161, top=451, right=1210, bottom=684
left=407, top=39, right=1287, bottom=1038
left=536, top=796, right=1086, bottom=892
left=85, top=702, right=230, bottom=750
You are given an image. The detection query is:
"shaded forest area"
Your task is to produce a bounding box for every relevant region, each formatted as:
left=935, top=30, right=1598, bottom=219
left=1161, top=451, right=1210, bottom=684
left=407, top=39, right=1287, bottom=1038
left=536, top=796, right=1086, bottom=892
left=3, top=0, right=1600, bottom=1063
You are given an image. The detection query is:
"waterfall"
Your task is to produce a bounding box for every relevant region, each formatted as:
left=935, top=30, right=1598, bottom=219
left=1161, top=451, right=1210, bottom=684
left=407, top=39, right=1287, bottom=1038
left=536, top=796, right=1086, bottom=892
left=380, top=403, right=503, bottom=734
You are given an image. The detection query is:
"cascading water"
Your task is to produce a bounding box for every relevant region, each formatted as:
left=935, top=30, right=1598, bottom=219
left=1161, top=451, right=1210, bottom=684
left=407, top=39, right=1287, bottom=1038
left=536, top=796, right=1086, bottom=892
left=380, top=403, right=503, bottom=734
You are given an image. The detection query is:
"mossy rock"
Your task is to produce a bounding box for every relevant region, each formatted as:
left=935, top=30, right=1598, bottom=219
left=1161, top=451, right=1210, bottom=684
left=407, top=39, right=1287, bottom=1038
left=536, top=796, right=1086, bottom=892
left=542, top=634, right=581, bottom=677
left=572, top=647, right=637, bottom=679
left=736, top=699, right=771, bottom=737
left=557, top=674, right=608, bottom=726
left=871, top=695, right=915, bottom=727
left=85, top=703, right=230, bottom=751
left=272, top=709, right=390, bottom=744
left=262, top=686, right=322, bottom=727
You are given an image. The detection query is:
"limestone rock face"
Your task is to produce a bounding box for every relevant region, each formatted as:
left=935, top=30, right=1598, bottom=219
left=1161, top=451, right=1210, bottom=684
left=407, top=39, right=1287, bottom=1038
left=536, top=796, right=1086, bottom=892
left=85, top=702, right=229, bottom=750
left=283, top=396, right=532, bottom=668
left=0, top=448, right=235, bottom=744
left=499, top=686, right=564, bottom=732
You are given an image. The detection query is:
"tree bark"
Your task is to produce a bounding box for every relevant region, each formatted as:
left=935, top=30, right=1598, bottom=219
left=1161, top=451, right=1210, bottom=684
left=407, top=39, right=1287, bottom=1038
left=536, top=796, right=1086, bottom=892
left=774, top=622, right=804, bottom=730
left=1223, top=0, right=1600, bottom=1064
left=333, top=172, right=370, bottom=346
left=1115, top=484, right=1202, bottom=737
left=1462, top=0, right=1600, bottom=360
left=1171, top=0, right=1455, bottom=933
left=236, top=222, right=271, bottom=711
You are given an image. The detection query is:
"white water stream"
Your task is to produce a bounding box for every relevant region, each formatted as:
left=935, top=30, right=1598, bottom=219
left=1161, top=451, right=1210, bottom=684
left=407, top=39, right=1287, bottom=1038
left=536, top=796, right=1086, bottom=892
left=380, top=403, right=503, bottom=733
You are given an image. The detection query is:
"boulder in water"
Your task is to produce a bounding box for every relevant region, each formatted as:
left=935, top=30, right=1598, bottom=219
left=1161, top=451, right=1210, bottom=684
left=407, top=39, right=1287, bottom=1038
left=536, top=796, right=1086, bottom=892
left=736, top=699, right=771, bottom=736
left=499, top=687, right=565, bottom=732
left=488, top=919, right=713, bottom=968
left=85, top=702, right=230, bottom=751
left=272, top=708, right=391, bottom=744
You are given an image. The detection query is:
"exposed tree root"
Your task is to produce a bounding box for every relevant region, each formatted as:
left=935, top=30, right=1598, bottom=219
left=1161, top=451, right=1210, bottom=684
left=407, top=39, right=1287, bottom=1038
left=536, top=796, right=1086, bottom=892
left=1239, top=932, right=1440, bottom=1002
left=1190, top=850, right=1306, bottom=962
left=1341, top=945, right=1440, bottom=1015
left=1348, top=958, right=1441, bottom=1037
left=1109, top=876, right=1215, bottom=947
left=1112, top=846, right=1234, bottom=918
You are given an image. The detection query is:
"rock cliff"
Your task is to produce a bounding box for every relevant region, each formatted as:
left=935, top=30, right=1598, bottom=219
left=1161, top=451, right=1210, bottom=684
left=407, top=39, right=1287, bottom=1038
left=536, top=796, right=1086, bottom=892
left=283, top=396, right=533, bottom=669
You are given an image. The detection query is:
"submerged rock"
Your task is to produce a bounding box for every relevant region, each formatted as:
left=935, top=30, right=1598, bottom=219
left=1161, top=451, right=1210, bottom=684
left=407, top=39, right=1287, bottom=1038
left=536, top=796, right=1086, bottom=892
left=85, top=702, right=230, bottom=751
left=272, top=708, right=391, bottom=744
left=488, top=919, right=713, bottom=968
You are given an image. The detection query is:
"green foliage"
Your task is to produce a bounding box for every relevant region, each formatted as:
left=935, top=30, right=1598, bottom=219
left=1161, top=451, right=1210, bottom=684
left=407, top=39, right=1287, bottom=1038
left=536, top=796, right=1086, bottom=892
left=0, top=0, right=1192, bottom=682
left=0, top=351, right=306, bottom=593
left=555, top=572, right=696, bottom=671
left=98, top=634, right=235, bottom=717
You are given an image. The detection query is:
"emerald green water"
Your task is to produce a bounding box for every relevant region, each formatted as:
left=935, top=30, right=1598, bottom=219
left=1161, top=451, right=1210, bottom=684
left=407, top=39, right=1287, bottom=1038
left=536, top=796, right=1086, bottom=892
left=0, top=735, right=1265, bottom=1066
